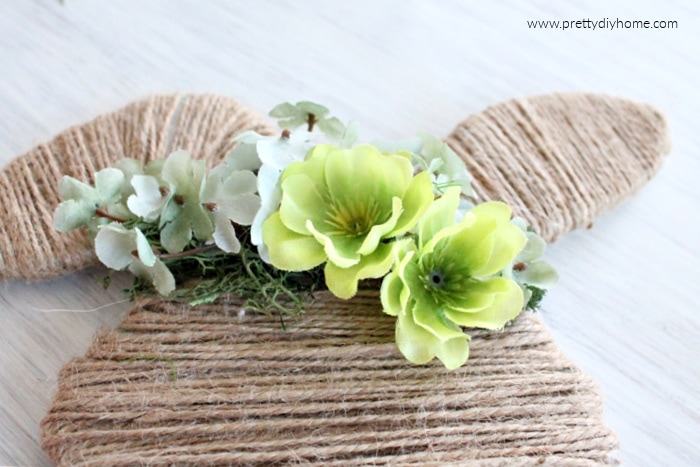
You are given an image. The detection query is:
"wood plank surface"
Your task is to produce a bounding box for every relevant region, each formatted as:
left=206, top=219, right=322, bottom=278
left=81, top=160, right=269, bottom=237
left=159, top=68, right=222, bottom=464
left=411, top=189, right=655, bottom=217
left=1, top=1, right=698, bottom=465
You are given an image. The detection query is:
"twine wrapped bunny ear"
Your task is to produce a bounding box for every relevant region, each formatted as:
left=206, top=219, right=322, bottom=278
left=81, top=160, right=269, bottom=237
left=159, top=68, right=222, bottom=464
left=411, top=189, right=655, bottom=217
left=0, top=94, right=272, bottom=280
left=446, top=93, right=670, bottom=242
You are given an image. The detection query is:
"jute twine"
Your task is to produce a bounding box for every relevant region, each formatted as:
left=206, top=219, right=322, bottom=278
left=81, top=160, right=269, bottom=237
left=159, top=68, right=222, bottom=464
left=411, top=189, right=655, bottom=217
left=446, top=93, right=670, bottom=242
left=0, top=93, right=669, bottom=464
left=41, top=291, right=619, bottom=466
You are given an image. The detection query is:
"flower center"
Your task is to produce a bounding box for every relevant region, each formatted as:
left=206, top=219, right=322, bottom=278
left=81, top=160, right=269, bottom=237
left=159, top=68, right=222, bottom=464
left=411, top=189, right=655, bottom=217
left=426, top=269, right=446, bottom=289
left=324, top=198, right=382, bottom=237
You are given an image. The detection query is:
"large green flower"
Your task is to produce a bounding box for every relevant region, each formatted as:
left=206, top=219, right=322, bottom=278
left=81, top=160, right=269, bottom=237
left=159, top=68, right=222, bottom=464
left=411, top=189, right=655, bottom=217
left=262, top=144, right=434, bottom=299
left=380, top=186, right=527, bottom=369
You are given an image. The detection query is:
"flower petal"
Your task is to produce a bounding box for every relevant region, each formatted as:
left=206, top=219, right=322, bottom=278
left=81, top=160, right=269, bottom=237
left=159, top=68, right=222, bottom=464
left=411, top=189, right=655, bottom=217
left=395, top=306, right=470, bottom=369
left=251, top=164, right=283, bottom=250
left=161, top=150, right=195, bottom=189
left=94, top=223, right=135, bottom=270
left=325, top=145, right=412, bottom=209
left=279, top=174, right=328, bottom=234
left=395, top=307, right=440, bottom=365
left=444, top=277, right=524, bottom=330
left=183, top=202, right=214, bottom=241
left=412, top=299, right=466, bottom=342
left=128, top=258, right=176, bottom=296
left=225, top=143, right=262, bottom=171
left=306, top=220, right=361, bottom=268
left=390, top=171, right=434, bottom=237
left=94, top=168, right=125, bottom=204
left=58, top=175, right=96, bottom=202
left=417, top=185, right=461, bottom=244
left=220, top=193, right=261, bottom=226
left=324, top=242, right=395, bottom=299
left=515, top=260, right=559, bottom=289
left=134, top=227, right=156, bottom=267
left=223, top=170, right=258, bottom=195
left=160, top=214, right=192, bottom=254
left=517, top=231, right=547, bottom=262
left=232, top=130, right=268, bottom=145
left=434, top=334, right=471, bottom=370
left=380, top=270, right=404, bottom=317
left=468, top=202, right=527, bottom=277
left=53, top=199, right=94, bottom=232
left=437, top=220, right=496, bottom=276
left=257, top=132, right=314, bottom=170
left=263, top=212, right=326, bottom=271
left=212, top=212, right=242, bottom=253
left=128, top=175, right=167, bottom=221
left=357, top=197, right=402, bottom=256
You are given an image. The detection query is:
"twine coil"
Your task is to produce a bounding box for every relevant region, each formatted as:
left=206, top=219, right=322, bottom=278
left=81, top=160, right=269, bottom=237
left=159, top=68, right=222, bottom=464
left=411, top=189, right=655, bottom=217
left=41, top=291, right=619, bottom=466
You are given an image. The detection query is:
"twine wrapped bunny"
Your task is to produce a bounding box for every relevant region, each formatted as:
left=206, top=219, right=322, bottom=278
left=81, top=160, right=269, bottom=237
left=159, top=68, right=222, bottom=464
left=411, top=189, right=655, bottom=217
left=0, top=93, right=669, bottom=465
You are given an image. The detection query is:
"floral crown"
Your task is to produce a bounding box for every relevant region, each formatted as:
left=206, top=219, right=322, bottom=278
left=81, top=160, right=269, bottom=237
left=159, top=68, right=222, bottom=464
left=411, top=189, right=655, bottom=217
left=53, top=101, right=557, bottom=369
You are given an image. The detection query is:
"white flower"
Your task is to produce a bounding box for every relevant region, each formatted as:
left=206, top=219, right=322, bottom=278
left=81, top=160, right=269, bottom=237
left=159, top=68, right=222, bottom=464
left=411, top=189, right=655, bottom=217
left=233, top=130, right=315, bottom=170
left=94, top=223, right=175, bottom=296
left=157, top=150, right=213, bottom=253
left=250, top=164, right=283, bottom=262
left=127, top=174, right=170, bottom=222
left=230, top=130, right=315, bottom=261
left=200, top=169, right=260, bottom=253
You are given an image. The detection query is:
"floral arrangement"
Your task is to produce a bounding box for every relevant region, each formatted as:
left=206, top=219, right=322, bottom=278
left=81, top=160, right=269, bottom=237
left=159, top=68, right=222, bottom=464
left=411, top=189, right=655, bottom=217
left=53, top=101, right=557, bottom=369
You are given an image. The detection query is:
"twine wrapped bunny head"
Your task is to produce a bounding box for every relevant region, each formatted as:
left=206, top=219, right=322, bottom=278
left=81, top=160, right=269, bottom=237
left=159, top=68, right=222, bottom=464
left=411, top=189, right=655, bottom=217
left=0, top=93, right=669, bottom=464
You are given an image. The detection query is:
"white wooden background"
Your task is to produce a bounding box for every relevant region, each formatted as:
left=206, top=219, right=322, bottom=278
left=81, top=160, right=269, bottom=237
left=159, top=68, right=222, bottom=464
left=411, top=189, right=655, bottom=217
left=1, top=1, right=698, bottom=465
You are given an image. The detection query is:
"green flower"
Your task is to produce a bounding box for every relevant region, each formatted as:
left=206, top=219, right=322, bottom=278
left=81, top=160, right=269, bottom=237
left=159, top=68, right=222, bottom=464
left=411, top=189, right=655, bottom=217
left=262, top=144, right=434, bottom=299
left=157, top=150, right=214, bottom=253
left=380, top=187, right=527, bottom=369
left=54, top=168, right=130, bottom=233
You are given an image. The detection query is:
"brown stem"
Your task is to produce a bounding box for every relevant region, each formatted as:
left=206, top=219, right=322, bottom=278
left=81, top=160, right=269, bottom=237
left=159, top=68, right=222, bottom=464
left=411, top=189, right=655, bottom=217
left=157, top=243, right=219, bottom=260
left=307, top=113, right=316, bottom=132
left=95, top=207, right=128, bottom=223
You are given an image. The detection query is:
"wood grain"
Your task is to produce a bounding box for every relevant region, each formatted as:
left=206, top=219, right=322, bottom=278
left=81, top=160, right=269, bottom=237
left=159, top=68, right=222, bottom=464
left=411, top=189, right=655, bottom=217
left=1, top=1, right=698, bottom=465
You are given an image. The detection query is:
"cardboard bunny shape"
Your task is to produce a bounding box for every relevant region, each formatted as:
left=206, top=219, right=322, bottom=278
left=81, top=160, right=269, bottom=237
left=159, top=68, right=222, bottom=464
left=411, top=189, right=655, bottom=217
left=0, top=93, right=669, bottom=464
